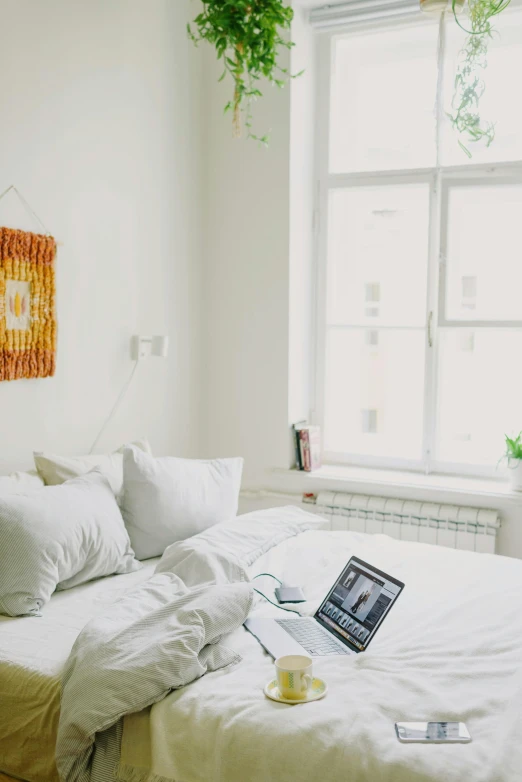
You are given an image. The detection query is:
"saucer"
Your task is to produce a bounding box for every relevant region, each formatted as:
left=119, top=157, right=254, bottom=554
left=264, top=677, right=328, bottom=704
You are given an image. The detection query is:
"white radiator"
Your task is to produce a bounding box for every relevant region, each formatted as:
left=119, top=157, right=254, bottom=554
left=314, top=491, right=500, bottom=554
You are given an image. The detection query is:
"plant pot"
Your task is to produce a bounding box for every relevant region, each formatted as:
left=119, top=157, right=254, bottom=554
left=420, top=0, right=465, bottom=12
left=508, top=459, right=522, bottom=492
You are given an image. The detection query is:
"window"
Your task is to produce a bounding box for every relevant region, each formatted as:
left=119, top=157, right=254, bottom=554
left=316, top=7, right=522, bottom=476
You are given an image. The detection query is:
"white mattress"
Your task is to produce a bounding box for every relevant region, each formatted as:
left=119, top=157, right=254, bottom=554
left=122, top=529, right=522, bottom=782
left=0, top=558, right=160, bottom=782
left=5, top=522, right=522, bottom=782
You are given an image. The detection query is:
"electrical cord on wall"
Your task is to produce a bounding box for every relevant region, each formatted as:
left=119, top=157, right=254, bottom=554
left=89, top=360, right=139, bottom=455
left=252, top=573, right=302, bottom=617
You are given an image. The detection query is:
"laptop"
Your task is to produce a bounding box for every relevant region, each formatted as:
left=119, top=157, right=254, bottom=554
left=244, top=556, right=404, bottom=658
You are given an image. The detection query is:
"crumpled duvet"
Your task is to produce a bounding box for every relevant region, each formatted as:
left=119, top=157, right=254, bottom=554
left=56, top=506, right=323, bottom=782
left=119, top=523, right=522, bottom=782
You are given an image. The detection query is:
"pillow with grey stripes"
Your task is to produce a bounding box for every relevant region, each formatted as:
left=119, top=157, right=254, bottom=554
left=0, top=470, right=140, bottom=617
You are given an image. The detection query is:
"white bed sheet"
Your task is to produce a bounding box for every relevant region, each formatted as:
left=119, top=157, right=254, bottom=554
left=122, top=528, right=522, bottom=782
left=0, top=558, right=160, bottom=782
left=4, top=516, right=522, bottom=782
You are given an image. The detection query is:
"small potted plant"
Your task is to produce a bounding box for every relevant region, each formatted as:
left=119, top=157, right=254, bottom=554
left=503, top=433, right=522, bottom=491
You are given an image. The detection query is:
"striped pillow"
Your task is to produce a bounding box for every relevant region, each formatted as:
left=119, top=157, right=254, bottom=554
left=0, top=470, right=140, bottom=617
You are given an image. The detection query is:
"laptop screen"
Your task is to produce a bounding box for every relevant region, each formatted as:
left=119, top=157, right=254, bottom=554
left=315, top=557, right=404, bottom=652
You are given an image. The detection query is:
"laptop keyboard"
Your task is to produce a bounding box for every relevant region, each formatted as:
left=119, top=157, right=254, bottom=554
left=276, top=618, right=352, bottom=656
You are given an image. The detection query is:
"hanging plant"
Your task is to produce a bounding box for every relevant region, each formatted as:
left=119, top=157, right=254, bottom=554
left=188, top=1, right=298, bottom=145
left=448, top=0, right=510, bottom=156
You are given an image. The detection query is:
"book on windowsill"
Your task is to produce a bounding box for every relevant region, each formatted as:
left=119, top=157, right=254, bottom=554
left=292, top=420, right=306, bottom=470
left=292, top=423, right=322, bottom=472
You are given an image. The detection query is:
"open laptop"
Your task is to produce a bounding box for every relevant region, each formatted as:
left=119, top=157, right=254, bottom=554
left=244, top=556, right=404, bottom=658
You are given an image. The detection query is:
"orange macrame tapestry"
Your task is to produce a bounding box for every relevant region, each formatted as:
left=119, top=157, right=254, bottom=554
left=0, top=227, right=56, bottom=381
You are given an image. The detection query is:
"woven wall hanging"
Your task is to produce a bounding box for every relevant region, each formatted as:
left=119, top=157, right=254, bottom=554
left=0, top=226, right=57, bottom=381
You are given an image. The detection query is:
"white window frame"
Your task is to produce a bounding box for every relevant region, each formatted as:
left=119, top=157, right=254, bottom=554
left=313, top=30, right=522, bottom=479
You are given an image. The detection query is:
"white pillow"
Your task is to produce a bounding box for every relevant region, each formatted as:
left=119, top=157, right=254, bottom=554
left=0, top=470, right=140, bottom=617
left=33, top=439, right=151, bottom=495
left=120, top=447, right=244, bottom=560
left=0, top=470, right=44, bottom=495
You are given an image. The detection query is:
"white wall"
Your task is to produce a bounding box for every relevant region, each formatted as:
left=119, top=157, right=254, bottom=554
left=5, top=2, right=519, bottom=557
left=0, top=0, right=203, bottom=467
left=201, top=44, right=292, bottom=483
left=202, top=5, right=315, bottom=485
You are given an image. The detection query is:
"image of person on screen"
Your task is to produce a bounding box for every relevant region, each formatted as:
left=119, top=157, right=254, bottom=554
left=343, top=571, right=356, bottom=589
left=351, top=590, right=369, bottom=613
left=342, top=577, right=382, bottom=622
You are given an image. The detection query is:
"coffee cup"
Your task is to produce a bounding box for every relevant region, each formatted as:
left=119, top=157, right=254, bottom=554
left=275, top=654, right=313, bottom=701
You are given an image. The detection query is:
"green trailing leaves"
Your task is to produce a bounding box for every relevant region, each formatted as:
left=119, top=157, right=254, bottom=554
left=188, top=0, right=297, bottom=143
left=449, top=0, right=510, bottom=155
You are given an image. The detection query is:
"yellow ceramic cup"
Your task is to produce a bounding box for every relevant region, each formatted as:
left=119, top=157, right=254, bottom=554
left=275, top=655, right=313, bottom=701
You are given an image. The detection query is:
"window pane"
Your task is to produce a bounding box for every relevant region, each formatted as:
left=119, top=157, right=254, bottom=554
left=442, top=7, right=522, bottom=166
left=324, top=328, right=426, bottom=460
left=330, top=22, right=438, bottom=173
left=327, top=185, right=430, bottom=327
left=445, top=185, right=522, bottom=321
left=436, top=329, right=522, bottom=466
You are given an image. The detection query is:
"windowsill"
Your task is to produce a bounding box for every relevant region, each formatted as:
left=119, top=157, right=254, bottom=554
left=270, top=464, right=522, bottom=504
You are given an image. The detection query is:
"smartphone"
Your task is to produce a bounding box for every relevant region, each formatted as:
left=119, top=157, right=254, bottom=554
left=395, top=722, right=472, bottom=744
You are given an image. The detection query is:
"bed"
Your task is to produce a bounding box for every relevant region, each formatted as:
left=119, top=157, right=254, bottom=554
left=2, top=508, right=522, bottom=782
left=0, top=558, right=160, bottom=782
